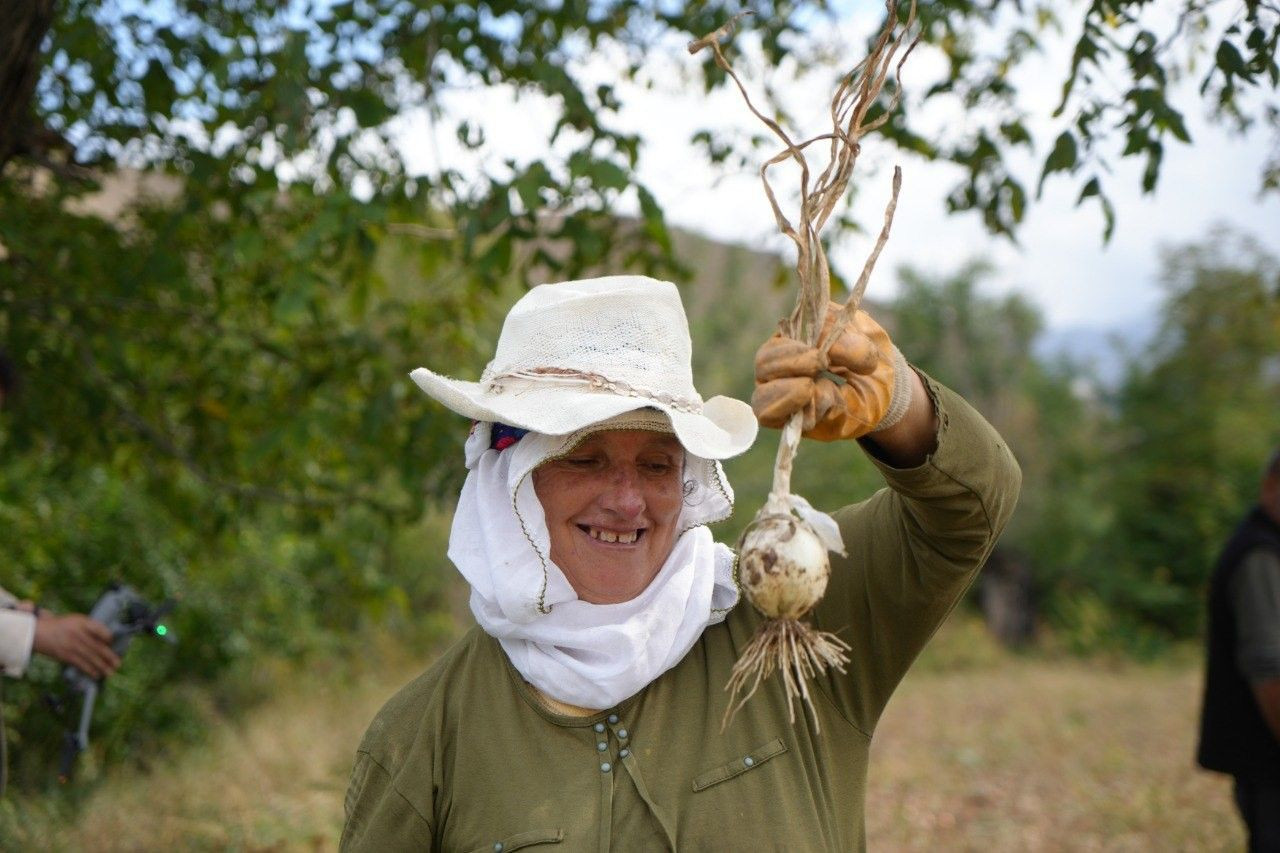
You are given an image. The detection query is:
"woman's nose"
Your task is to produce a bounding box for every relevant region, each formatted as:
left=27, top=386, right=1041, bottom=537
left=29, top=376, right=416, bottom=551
left=600, top=469, right=645, bottom=517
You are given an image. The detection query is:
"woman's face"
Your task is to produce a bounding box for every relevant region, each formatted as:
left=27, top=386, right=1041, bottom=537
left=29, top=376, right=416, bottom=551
left=532, top=429, right=686, bottom=604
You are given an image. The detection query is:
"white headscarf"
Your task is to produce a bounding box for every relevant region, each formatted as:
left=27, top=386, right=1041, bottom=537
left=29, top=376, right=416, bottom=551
left=448, top=410, right=740, bottom=709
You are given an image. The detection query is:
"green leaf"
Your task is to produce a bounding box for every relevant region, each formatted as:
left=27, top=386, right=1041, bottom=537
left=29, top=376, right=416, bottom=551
left=513, top=161, right=553, bottom=213
left=1006, top=178, right=1026, bottom=223
left=567, top=150, right=630, bottom=193
left=141, top=58, right=176, bottom=113
left=636, top=186, right=672, bottom=254
left=1122, top=128, right=1150, bottom=157
left=1162, top=107, right=1191, bottom=143
left=1216, top=40, right=1251, bottom=79
left=1037, top=131, right=1078, bottom=196
left=998, top=121, right=1032, bottom=146
left=588, top=159, right=629, bottom=192
left=1077, top=176, right=1101, bottom=203
left=1141, top=142, right=1163, bottom=194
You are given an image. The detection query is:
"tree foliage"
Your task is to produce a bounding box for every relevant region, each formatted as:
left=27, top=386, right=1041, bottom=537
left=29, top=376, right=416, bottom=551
left=1095, top=228, right=1280, bottom=647
left=2, top=2, right=1276, bottom=245
left=889, top=0, right=1279, bottom=240
left=889, top=260, right=1111, bottom=588
left=872, top=237, right=1278, bottom=655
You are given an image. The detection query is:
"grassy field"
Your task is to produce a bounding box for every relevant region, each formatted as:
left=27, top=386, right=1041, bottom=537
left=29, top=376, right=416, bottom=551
left=5, top=616, right=1244, bottom=851
left=866, top=619, right=1243, bottom=851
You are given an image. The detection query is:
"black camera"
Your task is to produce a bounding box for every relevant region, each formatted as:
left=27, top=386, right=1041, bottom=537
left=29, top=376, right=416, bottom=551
left=58, top=584, right=176, bottom=781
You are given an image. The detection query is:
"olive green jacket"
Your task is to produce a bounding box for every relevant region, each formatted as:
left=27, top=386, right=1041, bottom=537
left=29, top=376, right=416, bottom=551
left=342, top=377, right=1021, bottom=852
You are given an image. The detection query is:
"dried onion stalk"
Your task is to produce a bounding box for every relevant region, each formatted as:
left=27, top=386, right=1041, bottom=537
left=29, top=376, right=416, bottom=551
left=690, top=1, right=918, bottom=732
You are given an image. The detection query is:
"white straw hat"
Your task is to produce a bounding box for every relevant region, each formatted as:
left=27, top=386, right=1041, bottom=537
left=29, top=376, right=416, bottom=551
left=410, top=275, right=758, bottom=460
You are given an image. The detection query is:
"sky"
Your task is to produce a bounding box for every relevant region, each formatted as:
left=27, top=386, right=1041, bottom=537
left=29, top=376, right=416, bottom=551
left=398, top=5, right=1280, bottom=332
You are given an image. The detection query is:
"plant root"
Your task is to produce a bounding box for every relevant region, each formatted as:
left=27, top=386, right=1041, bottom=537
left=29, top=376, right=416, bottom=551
left=722, top=618, right=851, bottom=734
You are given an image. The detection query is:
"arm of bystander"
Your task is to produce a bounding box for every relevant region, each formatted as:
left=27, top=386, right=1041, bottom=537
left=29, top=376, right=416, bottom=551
left=1232, top=549, right=1280, bottom=742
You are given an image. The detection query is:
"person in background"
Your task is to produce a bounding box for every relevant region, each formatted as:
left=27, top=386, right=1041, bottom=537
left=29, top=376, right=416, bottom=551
left=0, top=349, right=121, bottom=680
left=1197, top=446, right=1280, bottom=853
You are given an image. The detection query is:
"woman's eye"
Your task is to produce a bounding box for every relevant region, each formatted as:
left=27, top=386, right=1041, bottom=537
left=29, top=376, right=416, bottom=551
left=565, top=457, right=600, bottom=469
left=641, top=461, right=674, bottom=475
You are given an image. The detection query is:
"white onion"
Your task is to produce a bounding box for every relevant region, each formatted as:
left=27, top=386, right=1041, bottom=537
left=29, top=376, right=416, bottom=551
left=739, top=514, right=830, bottom=620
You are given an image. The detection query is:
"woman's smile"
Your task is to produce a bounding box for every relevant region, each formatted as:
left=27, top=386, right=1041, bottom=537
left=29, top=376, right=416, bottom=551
left=579, top=525, right=644, bottom=545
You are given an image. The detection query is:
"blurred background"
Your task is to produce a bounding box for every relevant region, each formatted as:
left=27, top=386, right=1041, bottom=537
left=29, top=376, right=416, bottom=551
left=0, top=0, right=1277, bottom=848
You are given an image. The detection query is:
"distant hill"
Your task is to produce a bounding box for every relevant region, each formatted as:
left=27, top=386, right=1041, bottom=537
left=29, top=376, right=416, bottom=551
left=1034, top=315, right=1158, bottom=388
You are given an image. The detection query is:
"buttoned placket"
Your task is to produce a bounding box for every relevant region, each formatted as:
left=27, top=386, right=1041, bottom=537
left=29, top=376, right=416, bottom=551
left=597, top=712, right=677, bottom=850
left=594, top=718, right=615, bottom=853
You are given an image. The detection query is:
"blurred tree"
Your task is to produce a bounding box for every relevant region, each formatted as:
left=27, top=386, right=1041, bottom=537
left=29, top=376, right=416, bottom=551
left=890, top=260, right=1112, bottom=643
left=1, top=2, right=840, bottom=530
left=1097, top=227, right=1280, bottom=646
left=876, top=237, right=1277, bottom=655
left=889, top=0, right=1279, bottom=240
left=892, top=260, right=1107, bottom=542
left=0, top=2, right=1274, bottom=247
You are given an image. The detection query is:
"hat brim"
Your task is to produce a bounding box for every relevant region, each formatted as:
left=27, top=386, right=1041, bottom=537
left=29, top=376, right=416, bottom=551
left=409, top=367, right=757, bottom=460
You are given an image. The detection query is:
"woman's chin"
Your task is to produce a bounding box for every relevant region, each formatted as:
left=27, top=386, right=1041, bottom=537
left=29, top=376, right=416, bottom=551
left=564, top=563, right=661, bottom=605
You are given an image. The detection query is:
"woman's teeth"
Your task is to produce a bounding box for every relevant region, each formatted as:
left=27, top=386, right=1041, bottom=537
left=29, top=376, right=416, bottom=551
left=587, top=527, right=640, bottom=544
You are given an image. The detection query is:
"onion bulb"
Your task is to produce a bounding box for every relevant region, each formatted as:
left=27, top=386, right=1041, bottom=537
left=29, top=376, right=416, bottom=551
left=738, top=513, right=830, bottom=620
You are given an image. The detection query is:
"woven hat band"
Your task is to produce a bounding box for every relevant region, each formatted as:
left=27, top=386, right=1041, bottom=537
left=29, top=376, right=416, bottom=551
left=482, top=369, right=704, bottom=414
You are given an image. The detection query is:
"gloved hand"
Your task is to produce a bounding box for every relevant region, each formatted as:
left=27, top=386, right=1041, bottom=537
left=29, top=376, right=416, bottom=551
left=751, top=302, right=909, bottom=441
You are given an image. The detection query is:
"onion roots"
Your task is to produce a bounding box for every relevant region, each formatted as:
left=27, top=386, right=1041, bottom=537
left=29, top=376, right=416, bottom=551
left=722, top=617, right=851, bottom=733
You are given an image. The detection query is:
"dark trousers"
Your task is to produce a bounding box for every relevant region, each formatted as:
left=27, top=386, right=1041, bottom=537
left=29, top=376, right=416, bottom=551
left=1235, top=777, right=1280, bottom=852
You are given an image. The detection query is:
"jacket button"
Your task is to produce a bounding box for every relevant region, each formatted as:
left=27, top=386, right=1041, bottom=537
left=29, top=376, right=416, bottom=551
left=601, top=762, right=612, bottom=773
left=744, top=756, right=755, bottom=767
left=607, top=714, right=619, bottom=724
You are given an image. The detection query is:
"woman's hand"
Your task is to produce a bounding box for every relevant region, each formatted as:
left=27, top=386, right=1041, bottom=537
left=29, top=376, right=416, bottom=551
left=751, top=303, right=897, bottom=441
left=34, top=613, right=121, bottom=679
left=751, top=303, right=937, bottom=467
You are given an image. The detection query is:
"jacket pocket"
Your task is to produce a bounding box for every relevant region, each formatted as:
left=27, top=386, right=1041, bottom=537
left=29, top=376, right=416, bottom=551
left=691, top=737, right=788, bottom=792
left=467, top=828, right=564, bottom=853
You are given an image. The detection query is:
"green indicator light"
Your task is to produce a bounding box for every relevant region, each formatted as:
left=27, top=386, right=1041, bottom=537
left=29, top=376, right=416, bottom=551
left=155, top=625, right=168, bottom=636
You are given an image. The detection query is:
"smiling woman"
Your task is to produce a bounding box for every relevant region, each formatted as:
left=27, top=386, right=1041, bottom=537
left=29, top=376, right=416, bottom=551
left=533, top=429, right=686, bottom=605
left=341, top=274, right=1021, bottom=852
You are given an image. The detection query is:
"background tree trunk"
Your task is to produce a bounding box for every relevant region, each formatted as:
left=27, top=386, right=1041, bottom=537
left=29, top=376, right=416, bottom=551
left=978, top=547, right=1038, bottom=647
left=0, top=0, right=57, bottom=171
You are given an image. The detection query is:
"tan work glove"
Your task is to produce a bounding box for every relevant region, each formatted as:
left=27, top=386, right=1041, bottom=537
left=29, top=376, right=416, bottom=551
left=751, top=302, right=910, bottom=442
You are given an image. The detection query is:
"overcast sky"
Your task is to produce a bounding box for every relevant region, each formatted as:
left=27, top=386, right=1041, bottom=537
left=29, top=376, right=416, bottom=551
left=399, top=7, right=1279, bottom=331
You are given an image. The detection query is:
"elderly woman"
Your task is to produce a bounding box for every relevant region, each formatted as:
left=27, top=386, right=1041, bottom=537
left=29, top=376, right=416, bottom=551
left=341, top=275, right=1020, bottom=851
